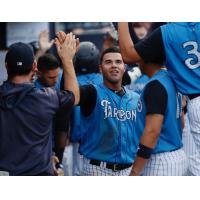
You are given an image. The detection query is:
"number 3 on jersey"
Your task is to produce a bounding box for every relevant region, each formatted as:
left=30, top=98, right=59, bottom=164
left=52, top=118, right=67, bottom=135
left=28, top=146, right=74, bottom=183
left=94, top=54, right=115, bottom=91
left=183, top=41, right=200, bottom=69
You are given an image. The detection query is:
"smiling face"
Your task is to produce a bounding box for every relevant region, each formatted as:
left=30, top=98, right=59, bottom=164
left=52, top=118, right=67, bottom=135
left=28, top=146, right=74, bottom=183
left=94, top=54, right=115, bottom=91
left=100, top=52, right=125, bottom=88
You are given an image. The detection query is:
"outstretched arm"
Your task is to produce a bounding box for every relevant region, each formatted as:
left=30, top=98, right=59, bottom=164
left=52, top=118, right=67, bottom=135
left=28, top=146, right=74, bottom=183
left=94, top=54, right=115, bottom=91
left=35, top=30, right=54, bottom=60
left=55, top=31, right=80, bottom=105
left=118, top=22, right=142, bottom=64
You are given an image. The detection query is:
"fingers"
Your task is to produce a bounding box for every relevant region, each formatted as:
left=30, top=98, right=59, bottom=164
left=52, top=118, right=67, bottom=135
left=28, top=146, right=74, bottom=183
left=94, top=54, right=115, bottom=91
left=69, top=33, right=76, bottom=49
left=49, top=39, right=55, bottom=47
left=76, top=38, right=80, bottom=52
left=54, top=38, right=60, bottom=51
left=56, top=31, right=66, bottom=44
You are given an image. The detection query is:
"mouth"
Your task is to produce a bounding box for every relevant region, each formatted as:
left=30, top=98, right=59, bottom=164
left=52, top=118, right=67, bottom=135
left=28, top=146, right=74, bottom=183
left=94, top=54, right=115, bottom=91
left=110, top=70, right=119, bottom=76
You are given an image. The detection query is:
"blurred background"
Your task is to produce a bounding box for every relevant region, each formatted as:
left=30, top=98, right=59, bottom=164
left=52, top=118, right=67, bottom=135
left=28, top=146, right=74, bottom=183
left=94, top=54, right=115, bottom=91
left=0, top=22, right=165, bottom=85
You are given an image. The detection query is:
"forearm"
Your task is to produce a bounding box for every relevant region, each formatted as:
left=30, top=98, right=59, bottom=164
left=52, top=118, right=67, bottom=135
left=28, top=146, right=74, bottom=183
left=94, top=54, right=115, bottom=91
left=118, top=22, right=141, bottom=63
left=130, top=129, right=160, bottom=176
left=62, top=59, right=80, bottom=105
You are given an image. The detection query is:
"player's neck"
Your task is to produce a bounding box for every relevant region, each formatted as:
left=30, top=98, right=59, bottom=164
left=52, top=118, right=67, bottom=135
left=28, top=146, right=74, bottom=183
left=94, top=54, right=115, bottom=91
left=104, top=80, right=122, bottom=91
left=9, top=74, right=32, bottom=84
left=146, top=65, right=165, bottom=78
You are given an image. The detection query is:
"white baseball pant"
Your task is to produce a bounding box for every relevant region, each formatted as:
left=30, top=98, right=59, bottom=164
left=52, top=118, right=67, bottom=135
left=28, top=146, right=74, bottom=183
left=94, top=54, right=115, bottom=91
left=188, top=96, right=200, bottom=152
left=141, top=148, right=188, bottom=176
left=182, top=113, right=200, bottom=175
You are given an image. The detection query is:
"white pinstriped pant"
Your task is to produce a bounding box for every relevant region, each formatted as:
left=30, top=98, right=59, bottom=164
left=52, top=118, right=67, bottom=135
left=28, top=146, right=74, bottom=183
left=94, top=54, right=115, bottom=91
left=188, top=96, right=200, bottom=155
left=141, top=148, right=188, bottom=176
left=81, top=157, right=132, bottom=176
left=182, top=113, right=200, bottom=175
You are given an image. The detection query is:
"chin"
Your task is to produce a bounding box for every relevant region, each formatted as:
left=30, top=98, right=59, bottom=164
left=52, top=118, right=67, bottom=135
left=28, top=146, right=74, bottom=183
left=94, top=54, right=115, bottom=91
left=109, top=79, right=120, bottom=84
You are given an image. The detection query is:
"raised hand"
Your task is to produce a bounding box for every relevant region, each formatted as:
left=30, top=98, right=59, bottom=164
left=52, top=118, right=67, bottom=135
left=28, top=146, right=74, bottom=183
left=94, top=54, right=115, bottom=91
left=39, top=30, right=54, bottom=52
left=55, top=31, right=77, bottom=61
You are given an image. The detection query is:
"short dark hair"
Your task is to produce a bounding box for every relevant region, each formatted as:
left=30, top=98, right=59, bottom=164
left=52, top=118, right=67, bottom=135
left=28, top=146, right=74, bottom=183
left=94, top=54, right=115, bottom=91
left=37, top=53, right=60, bottom=72
left=100, top=46, right=121, bottom=64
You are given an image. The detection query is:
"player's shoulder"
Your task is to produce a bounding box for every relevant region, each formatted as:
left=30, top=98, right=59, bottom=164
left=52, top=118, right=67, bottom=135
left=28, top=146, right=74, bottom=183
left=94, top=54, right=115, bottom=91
left=125, top=87, right=140, bottom=100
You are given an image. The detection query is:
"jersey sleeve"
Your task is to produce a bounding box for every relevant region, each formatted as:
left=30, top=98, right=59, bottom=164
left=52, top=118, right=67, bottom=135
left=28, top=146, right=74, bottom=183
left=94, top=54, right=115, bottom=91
left=135, top=27, right=166, bottom=65
left=79, top=84, right=97, bottom=117
left=144, top=80, right=168, bottom=115
left=54, top=90, right=74, bottom=131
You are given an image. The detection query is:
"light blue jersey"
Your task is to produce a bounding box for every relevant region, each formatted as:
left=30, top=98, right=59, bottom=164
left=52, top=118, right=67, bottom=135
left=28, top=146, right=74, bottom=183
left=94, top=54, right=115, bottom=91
left=79, top=83, right=139, bottom=164
left=136, top=70, right=183, bottom=153
left=161, top=23, right=200, bottom=95
left=70, top=73, right=103, bottom=142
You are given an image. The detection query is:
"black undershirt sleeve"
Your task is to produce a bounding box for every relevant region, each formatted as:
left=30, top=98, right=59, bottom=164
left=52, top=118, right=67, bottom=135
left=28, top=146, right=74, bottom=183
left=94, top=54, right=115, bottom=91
left=122, top=70, right=131, bottom=85
left=144, top=80, right=168, bottom=115
left=135, top=27, right=166, bottom=65
left=79, top=85, right=97, bottom=117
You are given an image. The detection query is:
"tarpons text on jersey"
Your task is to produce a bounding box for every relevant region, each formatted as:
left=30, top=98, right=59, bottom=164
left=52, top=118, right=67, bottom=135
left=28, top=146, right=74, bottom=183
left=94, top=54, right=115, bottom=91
left=101, top=100, right=136, bottom=121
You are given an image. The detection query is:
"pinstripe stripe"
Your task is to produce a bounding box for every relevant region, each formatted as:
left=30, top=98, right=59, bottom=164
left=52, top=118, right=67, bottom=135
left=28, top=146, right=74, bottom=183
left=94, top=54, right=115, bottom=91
left=182, top=113, right=200, bottom=175
left=141, top=149, right=188, bottom=176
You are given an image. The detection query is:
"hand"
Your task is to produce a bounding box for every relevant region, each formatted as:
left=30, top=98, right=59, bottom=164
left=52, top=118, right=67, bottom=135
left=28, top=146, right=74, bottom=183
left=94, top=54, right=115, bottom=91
left=55, top=31, right=77, bottom=61
left=52, top=155, right=59, bottom=175
left=56, top=168, right=64, bottom=176
left=129, top=168, right=140, bottom=176
left=39, top=30, right=54, bottom=52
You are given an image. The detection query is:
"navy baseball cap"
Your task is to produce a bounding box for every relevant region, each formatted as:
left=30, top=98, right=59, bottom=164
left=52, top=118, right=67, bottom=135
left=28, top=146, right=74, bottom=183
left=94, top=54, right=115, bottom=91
left=5, top=42, right=35, bottom=74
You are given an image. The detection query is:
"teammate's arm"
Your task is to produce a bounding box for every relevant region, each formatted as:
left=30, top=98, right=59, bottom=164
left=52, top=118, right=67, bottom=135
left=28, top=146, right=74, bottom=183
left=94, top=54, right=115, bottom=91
left=79, top=85, right=97, bottom=117
left=118, top=22, right=142, bottom=64
left=118, top=23, right=165, bottom=65
left=130, top=81, right=167, bottom=176
left=130, top=114, right=164, bottom=176
left=55, top=31, right=80, bottom=105
left=35, top=30, right=54, bottom=61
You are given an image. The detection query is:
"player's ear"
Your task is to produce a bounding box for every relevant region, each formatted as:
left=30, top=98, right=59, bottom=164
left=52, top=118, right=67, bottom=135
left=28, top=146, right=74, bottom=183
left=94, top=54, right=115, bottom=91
left=32, top=60, right=38, bottom=74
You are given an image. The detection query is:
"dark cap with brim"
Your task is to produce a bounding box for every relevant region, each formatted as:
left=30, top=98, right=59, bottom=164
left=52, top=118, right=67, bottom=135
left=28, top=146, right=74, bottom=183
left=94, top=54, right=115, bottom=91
left=5, top=42, right=35, bottom=74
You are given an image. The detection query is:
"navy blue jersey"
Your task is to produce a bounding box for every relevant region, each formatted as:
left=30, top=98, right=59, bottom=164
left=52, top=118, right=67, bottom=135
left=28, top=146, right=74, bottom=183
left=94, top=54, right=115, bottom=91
left=136, top=70, right=183, bottom=153
left=70, top=73, right=103, bottom=142
left=161, top=23, right=200, bottom=95
left=0, top=81, right=74, bottom=175
left=79, top=83, right=139, bottom=164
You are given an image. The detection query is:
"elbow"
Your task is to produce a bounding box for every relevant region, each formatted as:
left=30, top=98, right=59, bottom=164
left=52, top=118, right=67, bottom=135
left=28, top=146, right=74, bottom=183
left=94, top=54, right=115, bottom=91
left=121, top=53, right=135, bottom=64
left=120, top=46, right=140, bottom=64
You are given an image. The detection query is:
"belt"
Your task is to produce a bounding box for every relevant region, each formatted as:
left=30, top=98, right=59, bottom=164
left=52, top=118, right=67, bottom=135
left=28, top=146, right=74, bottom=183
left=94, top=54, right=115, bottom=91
left=89, top=159, right=132, bottom=171
left=188, top=94, right=200, bottom=100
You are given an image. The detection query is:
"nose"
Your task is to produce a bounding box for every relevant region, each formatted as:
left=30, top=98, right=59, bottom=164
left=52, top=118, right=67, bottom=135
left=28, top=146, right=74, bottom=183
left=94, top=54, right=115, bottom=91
left=111, top=61, right=117, bottom=68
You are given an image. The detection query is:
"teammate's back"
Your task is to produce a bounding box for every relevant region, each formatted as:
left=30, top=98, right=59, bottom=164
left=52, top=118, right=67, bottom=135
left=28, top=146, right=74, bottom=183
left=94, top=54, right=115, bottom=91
left=161, top=22, right=200, bottom=94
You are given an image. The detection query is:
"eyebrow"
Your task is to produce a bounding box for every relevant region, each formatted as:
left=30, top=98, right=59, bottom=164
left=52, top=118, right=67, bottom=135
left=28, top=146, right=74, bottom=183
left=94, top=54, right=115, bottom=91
left=104, top=59, right=122, bottom=62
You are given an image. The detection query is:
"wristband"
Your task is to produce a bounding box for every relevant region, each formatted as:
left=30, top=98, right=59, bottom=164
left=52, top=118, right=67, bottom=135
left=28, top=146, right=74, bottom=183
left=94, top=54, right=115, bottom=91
left=137, top=143, right=153, bottom=159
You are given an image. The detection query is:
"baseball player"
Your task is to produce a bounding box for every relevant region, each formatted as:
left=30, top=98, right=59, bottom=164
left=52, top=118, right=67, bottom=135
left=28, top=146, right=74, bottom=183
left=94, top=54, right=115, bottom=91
left=0, top=31, right=79, bottom=175
left=61, top=41, right=103, bottom=175
left=78, top=46, right=139, bottom=176
left=118, top=22, right=200, bottom=174
left=130, top=61, right=188, bottom=176
left=34, top=53, right=68, bottom=176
